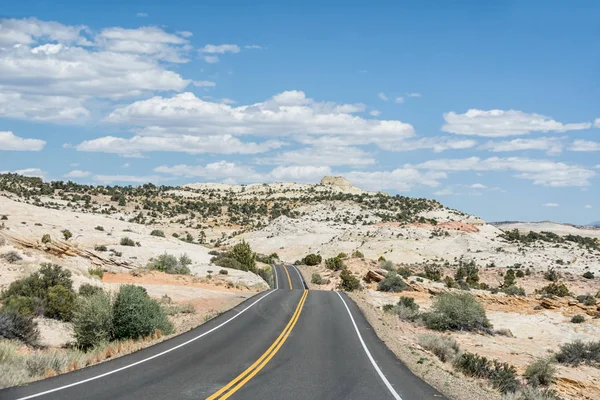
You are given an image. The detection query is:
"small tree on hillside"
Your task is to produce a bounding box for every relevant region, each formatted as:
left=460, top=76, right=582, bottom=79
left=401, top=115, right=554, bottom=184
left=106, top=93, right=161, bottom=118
left=230, top=240, right=256, bottom=273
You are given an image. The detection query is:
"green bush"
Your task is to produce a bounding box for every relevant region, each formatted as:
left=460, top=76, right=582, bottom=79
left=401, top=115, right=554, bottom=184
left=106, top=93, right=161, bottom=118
left=455, top=261, right=480, bottom=288
left=88, top=267, right=104, bottom=279
left=502, top=387, right=562, bottom=400
left=504, top=269, right=516, bottom=287
left=150, top=230, right=165, bottom=237
left=379, top=260, right=395, bottom=271
left=340, top=270, right=360, bottom=292
left=219, top=269, right=228, bottom=275
left=503, top=286, right=526, bottom=296
left=311, top=273, right=323, bottom=285
left=325, top=257, right=345, bottom=271
left=419, top=333, right=460, bottom=362
left=94, top=245, right=107, bottom=252
left=73, top=291, right=113, bottom=350
left=212, top=256, right=246, bottom=271
left=377, top=272, right=408, bottom=292
left=543, top=268, right=560, bottom=282
left=453, top=352, right=519, bottom=394
left=583, top=271, right=595, bottom=279
left=302, top=254, right=322, bottom=266
left=94, top=226, right=104, bottom=231
left=79, top=284, right=103, bottom=297
left=387, top=296, right=421, bottom=321
left=62, top=230, right=72, bottom=240
left=576, top=294, right=596, bottom=306
left=112, top=285, right=173, bottom=340
left=1, top=251, right=22, bottom=263
left=571, top=314, right=585, bottom=323
left=257, top=268, right=274, bottom=288
left=1, top=264, right=76, bottom=321
left=147, top=253, right=191, bottom=275
left=538, top=282, right=569, bottom=297
left=515, top=270, right=525, bottom=278
left=423, top=292, right=491, bottom=332
left=120, top=237, right=135, bottom=246
left=351, top=250, right=364, bottom=259
left=41, top=234, right=51, bottom=244
left=555, top=340, right=600, bottom=366
left=525, top=358, right=556, bottom=387
left=337, top=252, right=348, bottom=259
left=397, top=267, right=412, bottom=278
left=179, top=253, right=192, bottom=266
left=0, top=311, right=39, bottom=345
left=229, top=241, right=256, bottom=273
left=424, top=265, right=442, bottom=281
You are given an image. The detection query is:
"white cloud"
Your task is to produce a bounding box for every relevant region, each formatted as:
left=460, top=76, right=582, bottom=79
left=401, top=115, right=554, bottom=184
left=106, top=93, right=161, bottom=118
left=93, top=174, right=169, bottom=184
left=0, top=168, right=46, bottom=178
left=377, top=92, right=388, bottom=101
left=0, top=131, right=45, bottom=151
left=377, top=137, right=476, bottom=153
left=201, top=44, right=240, bottom=54
left=443, top=109, right=592, bottom=137
left=75, top=134, right=284, bottom=157
left=543, top=203, right=559, bottom=207
left=244, top=45, right=262, bottom=49
left=470, top=183, right=487, bottom=189
left=106, top=91, right=415, bottom=146
left=345, top=169, right=447, bottom=192
left=0, top=18, right=191, bottom=121
left=203, top=55, right=219, bottom=63
left=219, top=98, right=237, bottom=105
left=258, top=146, right=375, bottom=167
left=433, top=187, right=456, bottom=196
left=369, top=110, right=381, bottom=117
left=480, top=137, right=565, bottom=155
left=594, top=118, right=600, bottom=128
left=193, top=80, right=216, bottom=87
left=415, top=157, right=596, bottom=187
left=136, top=12, right=148, bottom=17
left=155, top=161, right=263, bottom=183
left=569, top=140, right=600, bottom=152
left=395, top=97, right=404, bottom=104
left=64, top=169, right=91, bottom=178
left=407, top=93, right=422, bottom=98
left=585, top=204, right=592, bottom=209
left=269, top=166, right=331, bottom=183
left=122, top=163, right=130, bottom=168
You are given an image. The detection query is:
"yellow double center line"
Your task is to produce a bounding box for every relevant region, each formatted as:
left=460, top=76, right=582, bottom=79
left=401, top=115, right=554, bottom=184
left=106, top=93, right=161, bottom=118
left=206, top=289, right=308, bottom=399
left=282, top=265, right=293, bottom=289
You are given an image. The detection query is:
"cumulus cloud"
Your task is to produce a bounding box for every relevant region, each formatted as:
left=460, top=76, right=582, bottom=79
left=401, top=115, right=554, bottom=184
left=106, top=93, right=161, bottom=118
left=203, top=55, right=219, bottom=63
left=407, top=93, right=422, bottom=98
left=0, top=17, right=191, bottom=121
left=201, top=44, right=240, bottom=54
left=106, top=91, right=415, bottom=145
left=480, top=137, right=565, bottom=155
left=415, top=156, right=596, bottom=187
left=594, top=118, right=600, bottom=128
left=543, top=203, right=559, bottom=207
left=344, top=169, right=447, bottom=192
left=378, top=137, right=476, bottom=153
left=395, top=97, right=404, bottom=104
left=136, top=12, right=148, bottom=17
left=0, top=131, right=45, bottom=151
left=93, top=174, right=170, bottom=184
left=244, top=45, right=262, bottom=49
left=442, top=109, right=592, bottom=137
left=369, top=110, right=381, bottom=117
left=569, top=140, right=600, bottom=152
left=64, top=170, right=91, bottom=178
left=193, top=81, right=216, bottom=87
left=258, top=146, right=375, bottom=167
left=75, top=134, right=284, bottom=157
left=470, top=183, right=487, bottom=189
left=377, top=92, right=388, bottom=101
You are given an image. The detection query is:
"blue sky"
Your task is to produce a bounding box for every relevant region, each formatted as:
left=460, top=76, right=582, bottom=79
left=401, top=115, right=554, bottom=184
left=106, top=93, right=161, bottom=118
left=0, top=0, right=598, bottom=224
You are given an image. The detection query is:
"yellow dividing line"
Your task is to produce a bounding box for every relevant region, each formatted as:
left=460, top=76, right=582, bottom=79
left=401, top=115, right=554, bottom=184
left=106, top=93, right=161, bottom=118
left=282, top=265, right=293, bottom=290
left=206, top=290, right=308, bottom=400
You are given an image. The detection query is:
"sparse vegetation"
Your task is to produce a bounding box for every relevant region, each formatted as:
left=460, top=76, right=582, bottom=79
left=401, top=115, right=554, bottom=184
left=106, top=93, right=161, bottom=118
left=543, top=268, right=560, bottom=282
left=423, top=265, right=442, bottom=281
left=150, top=230, right=165, bottom=237
left=453, top=352, right=519, bottom=394
left=94, top=245, right=107, bottom=252
left=120, top=237, right=135, bottom=246
left=583, top=271, right=595, bottom=279
left=311, top=273, right=323, bottom=285
left=88, top=267, right=104, bottom=279
left=419, top=334, right=460, bottom=363
left=537, top=282, right=569, bottom=297
left=571, top=314, right=585, bottom=324
left=325, top=256, right=345, bottom=271
left=555, top=340, right=600, bottom=366
left=41, top=234, right=51, bottom=244
left=1, top=251, right=22, bottom=263
left=339, top=269, right=360, bottom=291
left=377, top=272, right=407, bottom=292
left=94, top=226, right=104, bottom=231
left=454, top=260, right=480, bottom=288
left=524, top=358, right=556, bottom=387
left=61, top=230, right=72, bottom=240
left=300, top=254, right=322, bottom=266
left=0, top=311, right=39, bottom=345
left=351, top=250, right=364, bottom=258
left=78, top=284, right=103, bottom=297
left=423, top=292, right=491, bottom=332
left=73, top=290, right=113, bottom=350
left=147, top=253, right=191, bottom=275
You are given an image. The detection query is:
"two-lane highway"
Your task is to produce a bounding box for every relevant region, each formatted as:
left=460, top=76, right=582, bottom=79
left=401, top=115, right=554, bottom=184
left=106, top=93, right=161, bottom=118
left=1, top=264, right=445, bottom=400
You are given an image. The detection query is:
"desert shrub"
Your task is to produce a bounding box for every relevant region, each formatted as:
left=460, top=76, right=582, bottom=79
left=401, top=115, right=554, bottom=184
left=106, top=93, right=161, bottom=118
left=555, top=340, right=600, bottom=366
left=538, top=282, right=569, bottom=297
left=455, top=261, right=480, bottom=288
left=424, top=265, right=442, bottom=281
left=257, top=268, right=274, bottom=288
left=543, top=268, right=560, bottom=282
left=423, top=292, right=491, bottom=332
left=41, top=234, right=51, bottom=244
left=325, top=257, right=345, bottom=271
left=94, top=226, right=104, bottom=231
left=219, top=269, right=228, bottom=275
left=112, top=285, right=173, bottom=340
left=453, top=352, right=519, bottom=394
left=163, top=303, right=195, bottom=316
left=302, top=254, right=322, bottom=266
left=94, top=245, right=107, bottom=252
left=0, top=339, right=20, bottom=364
left=397, top=267, right=412, bottom=278
left=61, top=230, right=72, bottom=240
left=88, top=267, right=104, bottom=279
left=419, top=333, right=460, bottom=363
left=1, top=251, right=22, bottom=263
left=337, top=252, right=348, bottom=259
left=583, top=271, right=595, bottom=279
left=0, top=237, right=5, bottom=247
left=1, top=264, right=76, bottom=321
left=503, top=286, right=526, bottom=296
left=502, top=387, right=562, bottom=400
left=79, top=284, right=103, bottom=297
left=377, top=272, right=408, bottom=292
left=577, top=294, right=596, bottom=306
left=0, top=311, right=39, bottom=345
left=444, top=276, right=456, bottom=288
left=525, top=358, right=556, bottom=387
left=212, top=256, right=245, bottom=271
left=571, top=314, right=585, bottom=324
left=504, top=269, right=516, bottom=287
left=150, top=230, right=165, bottom=237
left=0, top=215, right=7, bottom=220
left=311, top=273, right=323, bottom=285
left=379, top=260, right=395, bottom=271
left=388, top=296, right=420, bottom=321
left=515, top=270, right=525, bottom=278
left=120, top=237, right=135, bottom=246
left=340, top=269, right=360, bottom=292
left=73, top=291, right=113, bottom=350
left=147, top=253, right=190, bottom=275
left=179, top=253, right=192, bottom=266
left=220, top=241, right=256, bottom=273
left=351, top=250, right=364, bottom=259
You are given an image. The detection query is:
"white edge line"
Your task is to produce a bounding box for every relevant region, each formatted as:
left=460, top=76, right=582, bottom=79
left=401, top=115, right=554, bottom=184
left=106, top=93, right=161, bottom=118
left=290, top=265, right=304, bottom=288
left=335, top=291, right=402, bottom=400
left=16, top=289, right=277, bottom=400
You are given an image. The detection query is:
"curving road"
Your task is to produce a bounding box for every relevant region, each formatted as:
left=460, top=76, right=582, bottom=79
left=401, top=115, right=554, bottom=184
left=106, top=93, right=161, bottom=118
left=1, top=264, right=445, bottom=400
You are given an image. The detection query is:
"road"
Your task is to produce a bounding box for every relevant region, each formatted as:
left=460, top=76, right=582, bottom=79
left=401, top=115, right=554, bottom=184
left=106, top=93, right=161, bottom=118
left=1, top=264, right=446, bottom=400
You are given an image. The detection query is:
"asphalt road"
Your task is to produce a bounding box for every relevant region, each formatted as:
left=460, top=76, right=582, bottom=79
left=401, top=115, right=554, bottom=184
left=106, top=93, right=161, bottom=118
left=1, top=264, right=445, bottom=400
